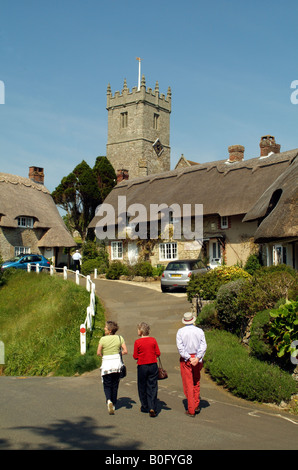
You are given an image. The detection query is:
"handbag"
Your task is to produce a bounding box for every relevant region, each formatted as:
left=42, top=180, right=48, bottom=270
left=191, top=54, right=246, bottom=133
left=157, top=357, right=168, bottom=380
left=118, top=336, right=127, bottom=379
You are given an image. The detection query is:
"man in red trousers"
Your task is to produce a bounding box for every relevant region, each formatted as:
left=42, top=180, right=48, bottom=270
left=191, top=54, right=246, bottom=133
left=176, top=312, right=207, bottom=417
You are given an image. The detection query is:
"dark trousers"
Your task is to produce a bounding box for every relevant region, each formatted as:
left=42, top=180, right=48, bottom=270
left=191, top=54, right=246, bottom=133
left=137, top=363, right=158, bottom=412
left=102, top=373, right=120, bottom=405
left=74, top=260, right=80, bottom=272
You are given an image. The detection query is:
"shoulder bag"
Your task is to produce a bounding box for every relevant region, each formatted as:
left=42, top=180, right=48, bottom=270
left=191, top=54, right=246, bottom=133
left=118, top=336, right=127, bottom=379
left=158, top=357, right=168, bottom=380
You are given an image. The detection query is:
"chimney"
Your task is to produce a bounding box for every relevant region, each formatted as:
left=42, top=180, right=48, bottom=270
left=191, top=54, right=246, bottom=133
left=259, top=135, right=281, bottom=157
left=228, top=145, right=245, bottom=163
left=116, top=169, right=129, bottom=184
left=29, top=166, right=44, bottom=184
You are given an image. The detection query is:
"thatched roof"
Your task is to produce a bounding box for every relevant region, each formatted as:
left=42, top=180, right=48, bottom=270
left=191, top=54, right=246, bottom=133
left=89, top=149, right=297, bottom=228
left=243, top=155, right=298, bottom=242
left=0, top=173, right=76, bottom=247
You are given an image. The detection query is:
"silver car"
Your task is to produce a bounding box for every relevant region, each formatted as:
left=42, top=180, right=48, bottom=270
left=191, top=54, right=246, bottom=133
left=161, top=259, right=209, bottom=292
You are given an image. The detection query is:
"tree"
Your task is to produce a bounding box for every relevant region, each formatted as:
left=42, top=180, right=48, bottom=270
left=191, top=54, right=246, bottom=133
left=52, top=160, right=101, bottom=241
left=93, top=156, right=117, bottom=201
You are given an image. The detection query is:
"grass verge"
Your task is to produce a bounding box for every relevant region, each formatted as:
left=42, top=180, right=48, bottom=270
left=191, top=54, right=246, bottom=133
left=0, top=270, right=105, bottom=376
left=204, top=329, right=297, bottom=406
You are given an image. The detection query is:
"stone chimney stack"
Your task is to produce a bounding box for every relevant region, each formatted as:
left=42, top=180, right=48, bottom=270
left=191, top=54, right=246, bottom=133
left=116, top=169, right=129, bottom=184
left=29, top=166, right=44, bottom=184
left=259, top=135, right=281, bottom=157
left=228, top=145, right=245, bottom=163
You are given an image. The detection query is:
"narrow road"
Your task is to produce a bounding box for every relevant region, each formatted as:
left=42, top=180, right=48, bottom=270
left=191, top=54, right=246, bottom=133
left=0, top=278, right=297, bottom=451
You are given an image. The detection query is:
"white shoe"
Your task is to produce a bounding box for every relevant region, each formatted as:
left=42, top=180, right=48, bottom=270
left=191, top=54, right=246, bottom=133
left=107, top=400, right=114, bottom=415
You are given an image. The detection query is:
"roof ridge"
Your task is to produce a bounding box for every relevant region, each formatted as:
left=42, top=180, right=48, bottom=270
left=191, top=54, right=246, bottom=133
left=0, top=172, right=50, bottom=194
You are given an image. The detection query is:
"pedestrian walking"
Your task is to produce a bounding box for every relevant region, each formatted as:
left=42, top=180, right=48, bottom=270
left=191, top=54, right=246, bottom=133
left=133, top=322, right=161, bottom=417
left=72, top=250, right=82, bottom=272
left=176, top=312, right=207, bottom=417
left=97, top=321, right=127, bottom=415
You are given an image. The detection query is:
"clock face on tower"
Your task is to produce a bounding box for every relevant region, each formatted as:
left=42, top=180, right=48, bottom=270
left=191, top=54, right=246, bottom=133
left=153, top=138, right=164, bottom=157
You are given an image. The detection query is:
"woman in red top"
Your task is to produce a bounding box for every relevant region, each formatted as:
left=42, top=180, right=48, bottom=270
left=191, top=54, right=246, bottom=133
left=133, top=322, right=161, bottom=417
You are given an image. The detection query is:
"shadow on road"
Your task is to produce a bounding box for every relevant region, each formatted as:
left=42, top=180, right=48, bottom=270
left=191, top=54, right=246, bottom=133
left=1, top=416, right=142, bottom=450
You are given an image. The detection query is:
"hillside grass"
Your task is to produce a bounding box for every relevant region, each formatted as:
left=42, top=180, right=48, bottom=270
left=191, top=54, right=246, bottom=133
left=0, top=270, right=105, bottom=376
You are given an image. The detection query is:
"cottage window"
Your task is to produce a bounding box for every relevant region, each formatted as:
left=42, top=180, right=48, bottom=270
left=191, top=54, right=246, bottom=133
left=220, top=216, right=229, bottom=229
left=17, top=217, right=34, bottom=228
left=273, top=245, right=287, bottom=265
left=14, top=246, right=31, bottom=256
left=159, top=242, right=177, bottom=261
left=111, top=241, right=123, bottom=260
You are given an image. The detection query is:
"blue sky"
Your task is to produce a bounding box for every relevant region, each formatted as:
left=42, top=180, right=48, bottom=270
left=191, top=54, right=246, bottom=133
left=1, top=0, right=298, bottom=192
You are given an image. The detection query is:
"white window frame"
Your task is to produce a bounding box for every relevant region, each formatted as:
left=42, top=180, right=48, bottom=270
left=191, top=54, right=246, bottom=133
left=14, top=246, right=31, bottom=256
left=220, top=216, right=229, bottom=229
left=159, top=242, right=178, bottom=261
left=17, top=217, right=34, bottom=228
left=273, top=245, right=287, bottom=266
left=111, top=241, right=123, bottom=260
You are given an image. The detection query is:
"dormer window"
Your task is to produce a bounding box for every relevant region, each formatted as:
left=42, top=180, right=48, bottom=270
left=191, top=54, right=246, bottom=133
left=220, top=216, right=229, bottom=229
left=17, top=217, right=34, bottom=228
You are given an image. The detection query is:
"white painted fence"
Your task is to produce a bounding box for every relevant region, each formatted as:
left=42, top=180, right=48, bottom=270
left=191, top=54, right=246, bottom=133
left=27, top=263, right=96, bottom=354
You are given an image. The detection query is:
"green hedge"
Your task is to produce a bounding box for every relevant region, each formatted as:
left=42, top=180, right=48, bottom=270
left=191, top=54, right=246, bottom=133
left=187, top=266, right=251, bottom=301
left=204, top=329, right=297, bottom=404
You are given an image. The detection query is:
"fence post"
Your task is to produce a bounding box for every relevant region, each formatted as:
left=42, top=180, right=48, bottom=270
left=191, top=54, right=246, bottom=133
left=94, top=268, right=97, bottom=279
left=76, top=270, right=80, bottom=285
left=80, top=324, right=86, bottom=355
left=86, top=306, right=92, bottom=330
left=63, top=266, right=67, bottom=280
left=36, top=263, right=40, bottom=273
left=86, top=275, right=91, bottom=292
left=90, top=283, right=96, bottom=316
left=27, top=263, right=31, bottom=272
left=50, top=265, right=54, bottom=275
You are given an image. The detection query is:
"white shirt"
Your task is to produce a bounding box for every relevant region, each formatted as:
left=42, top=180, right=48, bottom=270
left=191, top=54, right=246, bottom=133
left=176, top=325, right=207, bottom=362
left=72, top=252, right=82, bottom=260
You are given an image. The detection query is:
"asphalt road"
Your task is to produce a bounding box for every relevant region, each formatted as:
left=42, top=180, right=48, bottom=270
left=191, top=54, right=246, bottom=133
left=1, top=278, right=298, bottom=452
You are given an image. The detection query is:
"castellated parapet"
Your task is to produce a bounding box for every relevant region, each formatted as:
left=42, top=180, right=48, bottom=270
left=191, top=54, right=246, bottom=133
left=106, top=75, right=171, bottom=180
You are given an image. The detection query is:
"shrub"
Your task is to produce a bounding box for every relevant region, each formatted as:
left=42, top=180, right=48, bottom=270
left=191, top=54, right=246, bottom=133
left=244, top=253, right=262, bottom=275
left=152, top=265, right=165, bottom=277
left=106, top=261, right=129, bottom=280
left=237, top=270, right=298, bottom=318
left=195, top=302, right=220, bottom=329
left=132, top=261, right=153, bottom=277
left=204, top=330, right=297, bottom=404
left=81, top=257, right=108, bottom=276
left=249, top=310, right=273, bottom=359
left=187, top=265, right=251, bottom=301
left=215, top=279, right=248, bottom=334
left=267, top=300, right=298, bottom=361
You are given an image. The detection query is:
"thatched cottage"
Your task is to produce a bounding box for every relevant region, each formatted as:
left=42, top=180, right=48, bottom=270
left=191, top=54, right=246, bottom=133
left=88, top=136, right=298, bottom=269
left=243, top=154, right=298, bottom=268
left=0, top=167, right=76, bottom=265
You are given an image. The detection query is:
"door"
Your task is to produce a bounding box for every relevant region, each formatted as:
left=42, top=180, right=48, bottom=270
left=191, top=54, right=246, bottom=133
left=128, top=242, right=139, bottom=266
left=209, top=240, right=221, bottom=268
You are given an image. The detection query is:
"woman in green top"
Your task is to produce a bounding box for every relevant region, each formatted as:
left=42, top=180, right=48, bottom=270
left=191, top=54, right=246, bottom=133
left=97, top=321, right=127, bottom=414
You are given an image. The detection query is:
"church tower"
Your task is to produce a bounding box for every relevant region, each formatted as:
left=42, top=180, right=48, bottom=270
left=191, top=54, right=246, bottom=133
left=106, top=75, right=171, bottom=180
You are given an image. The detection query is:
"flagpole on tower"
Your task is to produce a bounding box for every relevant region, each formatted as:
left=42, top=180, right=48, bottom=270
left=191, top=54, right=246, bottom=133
left=136, top=57, right=142, bottom=90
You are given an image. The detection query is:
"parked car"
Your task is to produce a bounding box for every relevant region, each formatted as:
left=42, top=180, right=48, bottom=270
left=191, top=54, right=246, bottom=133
left=1, top=254, right=51, bottom=272
left=161, top=259, right=209, bottom=292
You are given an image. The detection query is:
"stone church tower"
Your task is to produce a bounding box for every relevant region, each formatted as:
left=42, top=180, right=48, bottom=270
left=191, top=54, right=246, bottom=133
left=106, top=75, right=171, bottom=180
